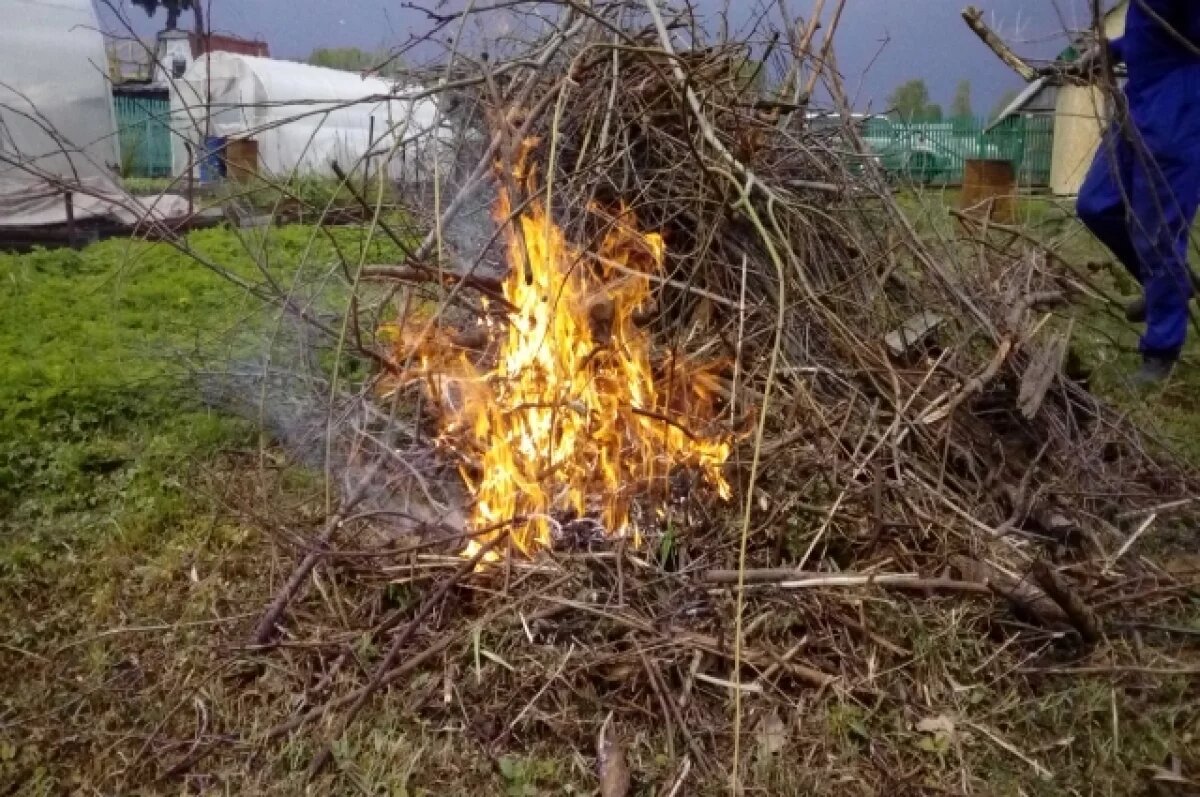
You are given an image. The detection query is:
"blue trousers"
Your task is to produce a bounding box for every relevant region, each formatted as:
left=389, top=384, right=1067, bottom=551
left=1077, top=78, right=1200, bottom=357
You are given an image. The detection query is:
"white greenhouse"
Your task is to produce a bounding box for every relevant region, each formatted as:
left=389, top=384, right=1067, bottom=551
left=0, top=0, right=172, bottom=228
left=170, top=53, right=454, bottom=182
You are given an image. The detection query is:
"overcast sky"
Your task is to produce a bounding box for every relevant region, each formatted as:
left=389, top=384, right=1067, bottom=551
left=104, top=0, right=1100, bottom=114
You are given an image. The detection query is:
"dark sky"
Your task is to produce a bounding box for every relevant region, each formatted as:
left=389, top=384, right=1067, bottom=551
left=105, top=0, right=1097, bottom=114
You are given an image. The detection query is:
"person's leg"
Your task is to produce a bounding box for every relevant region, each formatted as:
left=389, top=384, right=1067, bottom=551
left=1127, top=150, right=1200, bottom=360
left=1077, top=128, right=1142, bottom=282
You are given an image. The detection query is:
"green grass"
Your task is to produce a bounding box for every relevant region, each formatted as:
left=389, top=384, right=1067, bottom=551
left=0, top=223, right=411, bottom=791
left=0, top=223, right=402, bottom=520
left=122, top=176, right=178, bottom=196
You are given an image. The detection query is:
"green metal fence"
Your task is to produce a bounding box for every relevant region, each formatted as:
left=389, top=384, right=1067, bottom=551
left=861, top=115, right=1054, bottom=188
left=113, top=94, right=173, bottom=178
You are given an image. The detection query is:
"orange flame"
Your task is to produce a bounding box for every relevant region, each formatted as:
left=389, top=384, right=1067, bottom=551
left=389, top=141, right=731, bottom=559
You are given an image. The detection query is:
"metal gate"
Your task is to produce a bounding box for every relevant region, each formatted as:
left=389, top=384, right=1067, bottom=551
left=861, top=116, right=1054, bottom=187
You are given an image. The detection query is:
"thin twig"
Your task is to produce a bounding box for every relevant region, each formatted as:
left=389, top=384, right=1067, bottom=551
left=306, top=525, right=515, bottom=777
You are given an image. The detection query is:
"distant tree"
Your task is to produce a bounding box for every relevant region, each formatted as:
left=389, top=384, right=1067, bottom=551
left=307, top=47, right=383, bottom=73
left=130, top=0, right=203, bottom=34
left=951, top=80, right=973, bottom=119
left=989, top=88, right=1022, bottom=122
left=888, top=79, right=942, bottom=122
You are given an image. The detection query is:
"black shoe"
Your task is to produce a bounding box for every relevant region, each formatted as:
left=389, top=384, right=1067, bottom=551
left=1133, top=354, right=1177, bottom=386
left=1125, top=296, right=1147, bottom=324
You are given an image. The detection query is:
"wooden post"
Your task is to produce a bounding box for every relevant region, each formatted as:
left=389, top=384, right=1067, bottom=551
left=63, top=191, right=77, bottom=249
left=961, top=158, right=1017, bottom=224
left=366, top=115, right=376, bottom=186
left=184, top=142, right=195, bottom=217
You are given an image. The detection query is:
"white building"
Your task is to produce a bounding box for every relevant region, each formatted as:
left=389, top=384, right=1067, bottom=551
left=169, top=52, right=455, bottom=182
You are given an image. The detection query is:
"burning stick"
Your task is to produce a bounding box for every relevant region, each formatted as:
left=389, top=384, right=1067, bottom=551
left=586, top=293, right=615, bottom=344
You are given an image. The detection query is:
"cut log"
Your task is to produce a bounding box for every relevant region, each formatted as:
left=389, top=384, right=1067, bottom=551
left=952, top=555, right=1069, bottom=628
left=1032, top=561, right=1102, bottom=644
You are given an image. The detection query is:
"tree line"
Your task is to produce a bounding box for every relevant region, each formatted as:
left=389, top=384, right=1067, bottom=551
left=887, top=78, right=1022, bottom=123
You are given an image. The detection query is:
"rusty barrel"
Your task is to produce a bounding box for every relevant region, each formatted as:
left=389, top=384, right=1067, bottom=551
left=960, top=158, right=1016, bottom=224
left=224, top=138, right=260, bottom=183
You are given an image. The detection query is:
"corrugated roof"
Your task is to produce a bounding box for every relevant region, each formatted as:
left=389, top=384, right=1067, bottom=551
left=987, top=77, right=1051, bottom=130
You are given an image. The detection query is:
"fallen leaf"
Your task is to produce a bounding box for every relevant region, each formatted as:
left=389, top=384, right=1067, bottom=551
left=480, top=649, right=516, bottom=672
left=1149, top=754, right=1195, bottom=786
left=596, top=662, right=639, bottom=683
left=915, top=715, right=961, bottom=755
left=916, top=715, right=956, bottom=738
left=596, top=713, right=630, bottom=797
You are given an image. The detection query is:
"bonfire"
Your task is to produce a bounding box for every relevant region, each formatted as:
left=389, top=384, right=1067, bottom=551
left=384, top=139, right=733, bottom=558
left=210, top=1, right=1200, bottom=791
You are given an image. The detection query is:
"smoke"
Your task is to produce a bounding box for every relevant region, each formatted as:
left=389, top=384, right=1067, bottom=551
left=182, top=207, right=490, bottom=543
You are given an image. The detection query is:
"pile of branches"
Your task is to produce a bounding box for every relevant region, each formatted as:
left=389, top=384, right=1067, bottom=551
left=196, top=0, right=1200, bottom=791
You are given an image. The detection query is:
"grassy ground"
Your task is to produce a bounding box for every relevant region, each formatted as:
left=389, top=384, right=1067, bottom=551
left=0, top=206, right=1197, bottom=794
left=122, top=176, right=179, bottom=196
left=0, top=223, right=407, bottom=793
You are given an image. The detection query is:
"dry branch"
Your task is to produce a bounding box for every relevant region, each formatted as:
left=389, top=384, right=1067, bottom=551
left=306, top=527, right=514, bottom=777
left=953, top=556, right=1069, bottom=628
left=248, top=470, right=378, bottom=646
left=961, top=7, right=1039, bottom=82
left=360, top=264, right=510, bottom=305
left=1032, top=561, right=1103, bottom=644
left=703, top=569, right=990, bottom=594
